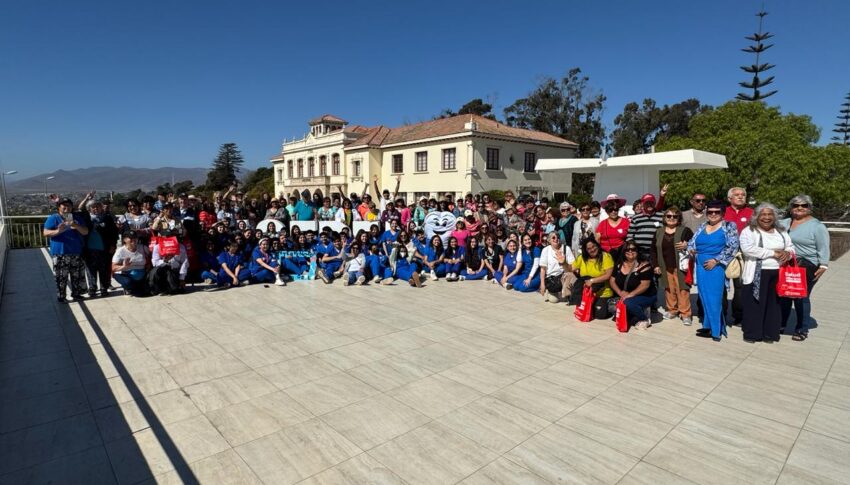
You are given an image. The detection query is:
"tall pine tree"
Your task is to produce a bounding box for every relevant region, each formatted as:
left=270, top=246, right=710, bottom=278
left=206, top=143, right=245, bottom=190
left=737, top=9, right=778, bottom=102
left=832, top=92, right=850, bottom=146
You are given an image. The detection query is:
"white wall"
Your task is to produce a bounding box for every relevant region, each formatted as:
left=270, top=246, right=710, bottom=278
left=471, top=139, right=575, bottom=196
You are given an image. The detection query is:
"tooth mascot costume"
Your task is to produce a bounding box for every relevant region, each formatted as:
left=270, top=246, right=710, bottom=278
left=423, top=211, right=457, bottom=246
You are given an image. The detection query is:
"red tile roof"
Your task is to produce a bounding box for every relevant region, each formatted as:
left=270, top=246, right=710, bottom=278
left=345, top=114, right=576, bottom=148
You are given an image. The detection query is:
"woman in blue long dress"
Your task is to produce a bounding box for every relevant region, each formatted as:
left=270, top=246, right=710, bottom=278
left=494, top=239, right=522, bottom=288
left=512, top=234, right=542, bottom=292
left=688, top=201, right=740, bottom=341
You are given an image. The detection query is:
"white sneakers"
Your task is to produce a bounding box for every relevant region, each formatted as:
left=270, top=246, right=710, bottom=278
left=275, top=275, right=287, bottom=286
left=355, top=275, right=366, bottom=285
left=430, top=271, right=438, bottom=281
left=545, top=291, right=561, bottom=303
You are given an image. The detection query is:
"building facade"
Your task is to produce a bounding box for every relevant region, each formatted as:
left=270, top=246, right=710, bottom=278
left=271, top=114, right=577, bottom=202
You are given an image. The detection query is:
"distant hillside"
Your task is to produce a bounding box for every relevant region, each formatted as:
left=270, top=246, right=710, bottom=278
left=7, top=166, right=210, bottom=194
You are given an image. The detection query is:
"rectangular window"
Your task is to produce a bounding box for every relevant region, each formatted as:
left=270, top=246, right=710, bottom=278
left=353, top=160, right=361, bottom=177
left=332, top=154, right=340, bottom=175
left=392, top=154, right=403, bottom=174
left=486, top=148, right=500, bottom=170
left=524, top=152, right=536, bottom=172
left=414, top=192, right=430, bottom=202
left=441, top=148, right=456, bottom=170
left=415, top=151, right=428, bottom=172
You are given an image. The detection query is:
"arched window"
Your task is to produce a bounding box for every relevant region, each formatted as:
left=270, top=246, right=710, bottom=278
left=297, top=159, right=304, bottom=178
left=287, top=160, right=293, bottom=178
left=332, top=154, right=340, bottom=175
left=308, top=157, right=315, bottom=177
left=319, top=155, right=327, bottom=176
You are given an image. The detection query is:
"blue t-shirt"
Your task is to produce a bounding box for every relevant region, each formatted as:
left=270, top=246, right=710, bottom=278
left=45, top=213, right=84, bottom=256
left=314, top=241, right=334, bottom=257
left=249, top=247, right=273, bottom=273
left=381, top=230, right=399, bottom=244
left=218, top=251, right=243, bottom=270
left=423, top=247, right=442, bottom=263
left=520, top=247, right=541, bottom=275
left=294, top=200, right=315, bottom=221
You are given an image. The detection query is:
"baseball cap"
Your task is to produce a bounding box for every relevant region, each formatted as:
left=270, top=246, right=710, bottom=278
left=559, top=202, right=572, bottom=210
left=463, top=209, right=473, bottom=217
left=640, top=193, right=657, bottom=204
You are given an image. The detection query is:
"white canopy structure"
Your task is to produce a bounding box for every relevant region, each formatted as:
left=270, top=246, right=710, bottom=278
left=535, top=149, right=727, bottom=204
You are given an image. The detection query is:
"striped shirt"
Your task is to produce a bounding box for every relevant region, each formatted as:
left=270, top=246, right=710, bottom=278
left=627, top=213, right=663, bottom=252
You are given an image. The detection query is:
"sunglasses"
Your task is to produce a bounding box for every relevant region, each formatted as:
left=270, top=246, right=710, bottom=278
left=664, top=215, right=678, bottom=219
left=706, top=210, right=722, bottom=215
left=692, top=198, right=706, bottom=203
left=624, top=247, right=638, bottom=253
left=791, top=203, right=810, bottom=208
left=580, top=207, right=591, bottom=212
left=605, top=207, right=617, bottom=212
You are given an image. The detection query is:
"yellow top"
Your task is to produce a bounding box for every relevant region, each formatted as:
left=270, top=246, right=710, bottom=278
left=573, top=252, right=615, bottom=298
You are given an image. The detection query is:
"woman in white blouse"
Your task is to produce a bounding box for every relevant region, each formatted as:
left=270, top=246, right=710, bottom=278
left=739, top=203, right=794, bottom=343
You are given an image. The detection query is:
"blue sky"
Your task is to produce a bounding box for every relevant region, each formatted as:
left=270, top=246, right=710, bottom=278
left=1, top=0, right=847, bottom=178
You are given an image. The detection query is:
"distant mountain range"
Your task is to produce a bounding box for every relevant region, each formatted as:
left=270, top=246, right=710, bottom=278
left=7, top=166, right=210, bottom=194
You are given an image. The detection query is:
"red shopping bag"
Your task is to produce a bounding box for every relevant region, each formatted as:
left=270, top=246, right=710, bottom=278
left=159, top=236, right=180, bottom=257
left=573, top=286, right=596, bottom=322
left=684, top=257, right=694, bottom=286
left=615, top=299, right=629, bottom=332
left=777, top=256, right=807, bottom=298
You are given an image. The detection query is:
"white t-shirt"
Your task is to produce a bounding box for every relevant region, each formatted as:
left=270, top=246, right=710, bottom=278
left=757, top=229, right=787, bottom=270
left=112, top=245, right=149, bottom=271
left=540, top=244, right=576, bottom=277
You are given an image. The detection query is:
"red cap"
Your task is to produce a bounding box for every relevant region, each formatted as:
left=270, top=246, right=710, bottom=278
left=640, top=193, right=656, bottom=204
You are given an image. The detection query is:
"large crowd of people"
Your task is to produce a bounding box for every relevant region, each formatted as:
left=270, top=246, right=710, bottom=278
left=43, top=176, right=831, bottom=342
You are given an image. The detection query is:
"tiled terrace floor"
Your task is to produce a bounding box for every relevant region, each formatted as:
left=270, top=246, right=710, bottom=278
left=1, top=248, right=849, bottom=484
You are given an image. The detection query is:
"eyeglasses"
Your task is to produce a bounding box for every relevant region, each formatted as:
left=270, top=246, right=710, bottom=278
left=792, top=203, right=810, bottom=208
left=664, top=215, right=678, bottom=219
left=692, top=198, right=706, bottom=203
left=706, top=210, right=722, bottom=215
left=580, top=207, right=591, bottom=212
left=624, top=247, right=638, bottom=253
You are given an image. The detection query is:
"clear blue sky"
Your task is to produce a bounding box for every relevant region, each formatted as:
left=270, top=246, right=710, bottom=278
left=2, top=0, right=847, bottom=178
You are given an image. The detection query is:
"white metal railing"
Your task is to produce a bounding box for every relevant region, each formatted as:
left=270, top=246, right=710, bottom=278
left=2, top=215, right=50, bottom=249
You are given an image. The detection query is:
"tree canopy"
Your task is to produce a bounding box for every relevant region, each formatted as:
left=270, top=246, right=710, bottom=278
left=436, top=98, right=496, bottom=120
left=205, top=143, right=245, bottom=191
left=241, top=166, right=274, bottom=199
left=657, top=101, right=850, bottom=218
left=611, top=98, right=709, bottom=156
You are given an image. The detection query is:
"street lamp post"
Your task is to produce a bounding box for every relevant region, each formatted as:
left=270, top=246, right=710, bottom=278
left=44, top=175, right=55, bottom=196
left=1, top=170, right=18, bottom=221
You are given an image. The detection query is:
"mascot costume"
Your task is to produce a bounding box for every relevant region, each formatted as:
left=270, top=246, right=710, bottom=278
left=423, top=211, right=457, bottom=246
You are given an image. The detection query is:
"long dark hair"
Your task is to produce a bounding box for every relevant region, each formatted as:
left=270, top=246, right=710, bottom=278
left=581, top=237, right=606, bottom=269
left=429, top=235, right=444, bottom=258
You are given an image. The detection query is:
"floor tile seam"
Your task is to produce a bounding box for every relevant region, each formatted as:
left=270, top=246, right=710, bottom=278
left=615, top=338, right=758, bottom=481
left=613, top=461, right=699, bottom=485
left=773, top=337, right=850, bottom=484
left=0, top=443, right=111, bottom=481
left=0, top=351, right=78, bottom=382
left=291, top=451, right=414, bottom=485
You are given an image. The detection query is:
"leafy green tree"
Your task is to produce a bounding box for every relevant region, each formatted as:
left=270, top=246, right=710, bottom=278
left=612, top=98, right=709, bottom=155
left=206, top=143, right=244, bottom=190
left=504, top=68, right=606, bottom=158
left=241, top=167, right=275, bottom=198
left=436, top=98, right=497, bottom=120
left=656, top=101, right=850, bottom=216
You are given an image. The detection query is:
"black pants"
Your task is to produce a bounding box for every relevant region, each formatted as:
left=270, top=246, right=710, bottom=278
left=84, top=249, right=112, bottom=292
left=730, top=276, right=744, bottom=323
left=53, top=254, right=87, bottom=298
left=742, top=269, right=782, bottom=341
left=147, top=266, right=182, bottom=295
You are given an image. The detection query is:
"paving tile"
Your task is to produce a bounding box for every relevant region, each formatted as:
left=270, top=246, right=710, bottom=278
left=207, top=391, right=313, bottom=446
left=0, top=365, right=82, bottom=402
left=481, top=345, right=562, bottom=373
left=255, top=355, right=341, bottom=390
left=290, top=330, right=357, bottom=354
left=618, top=462, right=696, bottom=485
left=817, top=381, right=850, bottom=411
left=184, top=370, right=276, bottom=413
left=284, top=372, right=379, bottom=416
left=570, top=340, right=663, bottom=376
left=644, top=401, right=799, bottom=485
left=368, top=422, right=497, bottom=485
left=0, top=412, right=102, bottom=475
left=0, top=446, right=117, bottom=485
left=94, top=389, right=201, bottom=442
left=596, top=378, right=703, bottom=425
left=778, top=430, right=850, bottom=484
left=804, top=401, right=850, bottom=443
left=84, top=367, right=181, bottom=409
left=229, top=340, right=309, bottom=368
left=321, top=394, right=430, bottom=450
left=0, top=350, right=75, bottom=381
left=365, top=330, right=436, bottom=356
left=164, top=353, right=249, bottom=387
left=389, top=375, right=482, bottom=419
left=439, top=358, right=527, bottom=394
left=705, top=379, right=815, bottom=428
left=506, top=424, right=638, bottom=483
left=334, top=321, right=399, bottom=340
left=105, top=414, right=230, bottom=484
left=299, top=453, right=407, bottom=485
left=442, top=331, right=509, bottom=356
left=347, top=356, right=432, bottom=392
left=557, top=398, right=674, bottom=458
left=149, top=339, right=228, bottom=367
left=459, top=457, right=552, bottom=484
left=492, top=375, right=592, bottom=422
left=235, top=418, right=361, bottom=485
left=0, top=386, right=90, bottom=433
left=438, top=396, right=549, bottom=454
left=533, top=360, right=623, bottom=397
left=314, top=341, right=389, bottom=370
left=140, top=448, right=262, bottom=485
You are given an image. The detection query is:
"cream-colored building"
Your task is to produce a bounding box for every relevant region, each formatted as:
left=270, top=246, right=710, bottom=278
left=271, top=113, right=577, bottom=203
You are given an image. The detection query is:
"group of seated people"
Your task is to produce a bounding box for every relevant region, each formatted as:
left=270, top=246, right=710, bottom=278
left=46, top=182, right=831, bottom=342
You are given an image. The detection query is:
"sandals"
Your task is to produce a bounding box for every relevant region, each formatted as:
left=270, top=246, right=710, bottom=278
left=792, top=333, right=808, bottom=342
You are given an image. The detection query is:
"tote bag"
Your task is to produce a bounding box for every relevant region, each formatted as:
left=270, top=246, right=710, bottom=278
left=615, top=299, right=629, bottom=332
left=573, top=286, right=596, bottom=322
left=777, top=255, right=808, bottom=298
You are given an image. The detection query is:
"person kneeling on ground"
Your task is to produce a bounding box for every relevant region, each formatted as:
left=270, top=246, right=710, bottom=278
left=609, top=240, right=657, bottom=330
left=111, top=232, right=150, bottom=296
left=215, top=240, right=252, bottom=288
left=149, top=237, right=189, bottom=295
left=539, top=232, right=576, bottom=303
left=343, top=243, right=367, bottom=286
left=317, top=235, right=347, bottom=284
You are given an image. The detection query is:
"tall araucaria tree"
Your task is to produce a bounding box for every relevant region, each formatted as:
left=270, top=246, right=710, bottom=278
left=737, top=9, right=778, bottom=102
left=832, top=92, right=850, bottom=146
left=206, top=143, right=245, bottom=190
